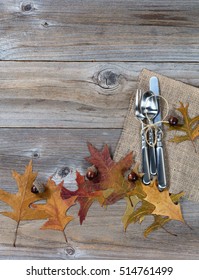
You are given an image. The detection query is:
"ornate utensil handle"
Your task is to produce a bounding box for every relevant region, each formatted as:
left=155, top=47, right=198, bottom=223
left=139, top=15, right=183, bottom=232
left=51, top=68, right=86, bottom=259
left=156, top=130, right=167, bottom=190
left=141, top=128, right=151, bottom=185
left=148, top=128, right=157, bottom=176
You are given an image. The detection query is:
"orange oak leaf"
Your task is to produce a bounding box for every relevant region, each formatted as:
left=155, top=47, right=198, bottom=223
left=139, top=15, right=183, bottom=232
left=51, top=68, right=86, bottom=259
left=143, top=192, right=185, bottom=237
left=167, top=102, right=199, bottom=152
left=0, top=161, right=48, bottom=246
left=142, top=180, right=184, bottom=222
left=33, top=178, right=77, bottom=243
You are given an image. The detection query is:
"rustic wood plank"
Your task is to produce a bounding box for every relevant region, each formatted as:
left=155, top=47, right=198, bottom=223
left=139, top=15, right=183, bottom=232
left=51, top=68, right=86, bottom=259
left=0, top=128, right=198, bottom=259
left=0, top=128, right=120, bottom=188
left=1, top=61, right=199, bottom=128
left=0, top=0, right=199, bottom=61
left=0, top=0, right=198, bottom=262
left=0, top=199, right=198, bottom=259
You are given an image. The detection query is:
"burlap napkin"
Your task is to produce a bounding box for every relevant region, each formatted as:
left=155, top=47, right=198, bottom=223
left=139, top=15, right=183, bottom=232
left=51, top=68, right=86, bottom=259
left=114, top=69, right=199, bottom=202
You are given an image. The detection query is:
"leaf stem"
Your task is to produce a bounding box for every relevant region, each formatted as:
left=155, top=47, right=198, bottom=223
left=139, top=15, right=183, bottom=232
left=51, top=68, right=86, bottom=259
left=161, top=225, right=177, bottom=237
left=62, top=230, right=75, bottom=255
left=129, top=196, right=134, bottom=208
left=13, top=221, right=20, bottom=247
left=62, top=230, right=68, bottom=244
left=191, top=140, right=197, bottom=153
left=184, top=220, right=193, bottom=230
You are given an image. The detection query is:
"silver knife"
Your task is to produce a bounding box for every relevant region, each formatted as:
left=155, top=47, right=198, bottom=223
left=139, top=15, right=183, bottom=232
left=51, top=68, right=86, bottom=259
left=149, top=77, right=167, bottom=190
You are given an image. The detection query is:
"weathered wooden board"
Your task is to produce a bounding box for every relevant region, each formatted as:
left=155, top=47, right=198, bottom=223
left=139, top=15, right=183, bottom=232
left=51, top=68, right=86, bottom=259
left=0, top=0, right=199, bottom=261
left=0, top=199, right=198, bottom=259
left=0, top=62, right=199, bottom=128
left=0, top=0, right=199, bottom=61
left=0, top=128, right=198, bottom=259
left=0, top=128, right=120, bottom=188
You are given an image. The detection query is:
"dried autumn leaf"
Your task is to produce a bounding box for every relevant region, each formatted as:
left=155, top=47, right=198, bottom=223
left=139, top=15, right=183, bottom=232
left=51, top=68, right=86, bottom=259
left=123, top=184, right=184, bottom=236
left=122, top=198, right=155, bottom=231
left=144, top=216, right=171, bottom=237
left=0, top=161, right=48, bottom=246
left=167, top=102, right=199, bottom=152
left=142, top=180, right=184, bottom=222
left=61, top=171, right=104, bottom=224
left=62, top=143, right=185, bottom=237
left=169, top=191, right=185, bottom=204
left=144, top=192, right=184, bottom=237
left=33, top=178, right=77, bottom=243
left=86, top=143, right=135, bottom=204
left=62, top=143, right=135, bottom=224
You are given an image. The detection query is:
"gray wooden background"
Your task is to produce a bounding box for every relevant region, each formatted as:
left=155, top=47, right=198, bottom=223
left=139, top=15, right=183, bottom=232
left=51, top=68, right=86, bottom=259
left=0, top=0, right=198, bottom=259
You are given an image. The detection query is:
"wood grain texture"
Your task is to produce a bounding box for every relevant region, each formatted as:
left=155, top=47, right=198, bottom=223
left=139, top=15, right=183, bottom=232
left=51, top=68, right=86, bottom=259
left=0, top=0, right=199, bottom=61
left=0, top=128, right=120, bottom=188
left=0, top=0, right=199, bottom=260
left=0, top=128, right=198, bottom=259
left=0, top=61, right=199, bottom=128
left=0, top=200, right=198, bottom=259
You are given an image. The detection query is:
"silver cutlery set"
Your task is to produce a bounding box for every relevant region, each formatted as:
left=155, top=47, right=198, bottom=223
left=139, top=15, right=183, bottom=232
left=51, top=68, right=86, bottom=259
left=135, top=77, right=167, bottom=191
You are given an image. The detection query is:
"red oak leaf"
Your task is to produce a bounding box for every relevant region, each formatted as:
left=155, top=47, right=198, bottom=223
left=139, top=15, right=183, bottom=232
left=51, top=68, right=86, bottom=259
left=61, top=143, right=135, bottom=223
left=61, top=171, right=104, bottom=224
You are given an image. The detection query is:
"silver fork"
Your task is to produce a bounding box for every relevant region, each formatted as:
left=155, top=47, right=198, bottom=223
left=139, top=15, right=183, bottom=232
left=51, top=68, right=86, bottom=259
left=135, top=89, right=151, bottom=185
left=141, top=91, right=158, bottom=176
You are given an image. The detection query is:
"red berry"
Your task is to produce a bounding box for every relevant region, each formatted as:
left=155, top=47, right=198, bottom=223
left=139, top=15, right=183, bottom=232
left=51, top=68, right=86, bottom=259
left=128, top=172, right=138, bottom=182
left=86, top=166, right=98, bottom=180
left=31, top=185, right=39, bottom=194
left=168, top=116, right=178, bottom=126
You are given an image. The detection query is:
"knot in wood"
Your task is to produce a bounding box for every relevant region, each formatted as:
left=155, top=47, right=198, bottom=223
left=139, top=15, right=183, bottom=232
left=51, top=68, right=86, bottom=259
left=65, top=245, right=75, bottom=256
left=42, top=22, right=49, bottom=28
left=96, top=69, right=119, bottom=90
left=57, top=167, right=70, bottom=179
left=21, top=2, right=33, bottom=12
left=32, top=151, right=40, bottom=158
left=52, top=167, right=71, bottom=181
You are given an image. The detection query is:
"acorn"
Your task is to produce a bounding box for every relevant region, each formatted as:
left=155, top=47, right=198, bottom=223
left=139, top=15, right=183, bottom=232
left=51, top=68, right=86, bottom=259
left=168, top=116, right=178, bottom=126
left=86, top=166, right=98, bottom=180
left=31, top=180, right=45, bottom=194
left=128, top=171, right=138, bottom=182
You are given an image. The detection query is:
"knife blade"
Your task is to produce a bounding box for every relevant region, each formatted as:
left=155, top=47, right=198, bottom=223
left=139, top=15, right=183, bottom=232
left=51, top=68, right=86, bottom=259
left=150, top=77, right=167, bottom=190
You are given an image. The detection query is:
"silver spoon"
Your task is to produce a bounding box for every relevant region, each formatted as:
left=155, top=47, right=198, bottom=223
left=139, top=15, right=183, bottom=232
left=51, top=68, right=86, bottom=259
left=141, top=91, right=159, bottom=176
left=135, top=90, right=151, bottom=185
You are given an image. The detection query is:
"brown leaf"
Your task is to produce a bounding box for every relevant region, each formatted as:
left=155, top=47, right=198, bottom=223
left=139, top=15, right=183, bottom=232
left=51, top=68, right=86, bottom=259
left=61, top=171, right=104, bottom=224
left=86, top=143, right=135, bottom=204
left=0, top=161, right=48, bottom=246
left=142, top=180, right=184, bottom=222
left=61, top=143, right=135, bottom=223
left=167, top=102, right=199, bottom=152
left=33, top=178, right=77, bottom=243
